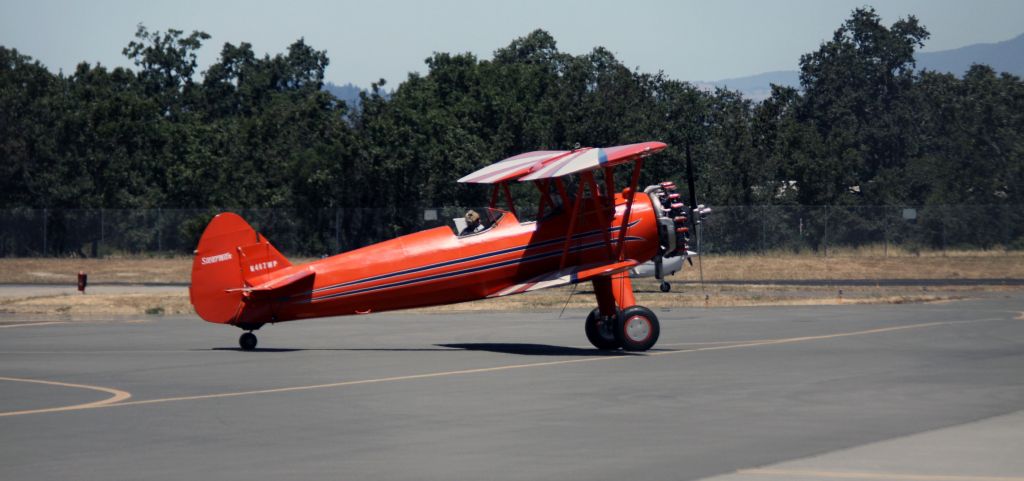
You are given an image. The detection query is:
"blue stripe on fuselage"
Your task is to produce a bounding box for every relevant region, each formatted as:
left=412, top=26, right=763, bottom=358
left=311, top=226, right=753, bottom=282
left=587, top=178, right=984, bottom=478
left=305, top=236, right=645, bottom=303
left=308, top=220, right=641, bottom=296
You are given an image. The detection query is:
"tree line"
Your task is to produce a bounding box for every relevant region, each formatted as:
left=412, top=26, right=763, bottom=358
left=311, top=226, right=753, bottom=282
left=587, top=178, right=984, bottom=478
left=1, top=7, right=1021, bottom=254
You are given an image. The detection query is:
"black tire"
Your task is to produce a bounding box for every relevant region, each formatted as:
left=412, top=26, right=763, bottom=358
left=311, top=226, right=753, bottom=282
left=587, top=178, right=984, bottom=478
left=660, top=281, right=671, bottom=293
left=239, top=332, right=258, bottom=351
left=585, top=308, right=622, bottom=350
left=615, top=306, right=660, bottom=351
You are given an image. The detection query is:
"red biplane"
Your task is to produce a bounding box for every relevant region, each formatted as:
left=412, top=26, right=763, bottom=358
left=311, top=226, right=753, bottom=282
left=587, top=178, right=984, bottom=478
left=190, top=141, right=694, bottom=351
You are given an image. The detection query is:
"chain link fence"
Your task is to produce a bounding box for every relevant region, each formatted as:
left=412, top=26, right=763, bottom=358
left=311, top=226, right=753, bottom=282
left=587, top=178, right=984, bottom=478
left=698, top=205, right=1023, bottom=255
left=1, top=205, right=1021, bottom=258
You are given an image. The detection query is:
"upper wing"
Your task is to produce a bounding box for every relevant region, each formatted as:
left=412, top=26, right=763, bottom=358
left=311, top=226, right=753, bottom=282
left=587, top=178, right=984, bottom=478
left=487, top=259, right=638, bottom=298
left=457, top=150, right=567, bottom=184
left=457, top=141, right=667, bottom=184
left=519, top=142, right=667, bottom=181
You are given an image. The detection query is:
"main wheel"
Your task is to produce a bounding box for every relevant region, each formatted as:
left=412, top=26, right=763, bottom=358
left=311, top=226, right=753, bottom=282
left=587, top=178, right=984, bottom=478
left=239, top=332, right=258, bottom=351
left=615, top=306, right=660, bottom=351
left=585, top=308, right=622, bottom=350
left=660, top=281, right=671, bottom=293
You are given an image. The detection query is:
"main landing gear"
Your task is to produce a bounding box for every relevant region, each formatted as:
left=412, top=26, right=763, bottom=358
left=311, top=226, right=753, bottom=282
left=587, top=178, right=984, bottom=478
left=585, top=306, right=660, bottom=351
left=587, top=274, right=660, bottom=351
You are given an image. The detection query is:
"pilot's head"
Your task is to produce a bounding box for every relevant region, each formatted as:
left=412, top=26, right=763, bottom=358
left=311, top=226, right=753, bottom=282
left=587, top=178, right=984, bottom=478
left=465, top=210, right=481, bottom=227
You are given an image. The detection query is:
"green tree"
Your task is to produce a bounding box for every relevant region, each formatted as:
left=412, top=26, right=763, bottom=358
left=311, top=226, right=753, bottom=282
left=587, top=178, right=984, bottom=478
left=0, top=47, right=60, bottom=207
left=122, top=25, right=210, bottom=118
left=796, top=7, right=929, bottom=205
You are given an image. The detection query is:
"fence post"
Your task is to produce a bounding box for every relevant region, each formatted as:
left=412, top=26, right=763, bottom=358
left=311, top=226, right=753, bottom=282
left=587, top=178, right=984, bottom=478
left=883, top=206, right=889, bottom=258
left=760, top=205, right=767, bottom=254
left=941, top=207, right=947, bottom=256
left=824, top=205, right=830, bottom=257
left=157, top=208, right=163, bottom=252
left=1002, top=204, right=1010, bottom=253
left=42, top=208, right=47, bottom=256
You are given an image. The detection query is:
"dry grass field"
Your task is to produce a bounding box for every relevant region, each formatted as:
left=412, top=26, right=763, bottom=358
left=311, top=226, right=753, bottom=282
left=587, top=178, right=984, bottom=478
left=2, top=249, right=1021, bottom=285
left=0, top=250, right=1020, bottom=317
left=0, top=292, right=193, bottom=317
left=0, top=257, right=193, bottom=285
left=673, top=248, right=1024, bottom=282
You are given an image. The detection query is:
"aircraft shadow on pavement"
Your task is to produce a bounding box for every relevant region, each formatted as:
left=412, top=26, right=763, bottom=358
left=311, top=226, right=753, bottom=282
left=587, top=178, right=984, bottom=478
left=208, top=347, right=452, bottom=353
left=437, top=343, right=640, bottom=356
left=207, top=344, right=646, bottom=356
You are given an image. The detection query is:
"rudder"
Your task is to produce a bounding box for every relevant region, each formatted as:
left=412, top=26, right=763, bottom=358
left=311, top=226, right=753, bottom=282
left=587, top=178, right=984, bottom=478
left=189, top=213, right=291, bottom=324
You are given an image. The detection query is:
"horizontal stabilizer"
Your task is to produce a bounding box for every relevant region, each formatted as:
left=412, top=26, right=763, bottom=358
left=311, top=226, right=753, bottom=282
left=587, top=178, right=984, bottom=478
left=226, top=268, right=315, bottom=300
left=488, top=260, right=638, bottom=298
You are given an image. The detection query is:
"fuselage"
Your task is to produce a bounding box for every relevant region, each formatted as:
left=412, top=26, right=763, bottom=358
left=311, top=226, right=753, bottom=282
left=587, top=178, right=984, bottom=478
left=232, top=192, right=659, bottom=325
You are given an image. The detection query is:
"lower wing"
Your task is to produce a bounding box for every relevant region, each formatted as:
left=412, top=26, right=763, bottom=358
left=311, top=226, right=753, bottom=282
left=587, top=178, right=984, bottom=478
left=488, top=260, right=638, bottom=298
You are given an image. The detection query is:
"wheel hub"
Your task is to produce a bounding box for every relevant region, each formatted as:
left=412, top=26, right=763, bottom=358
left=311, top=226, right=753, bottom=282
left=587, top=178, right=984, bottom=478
left=624, top=316, right=651, bottom=342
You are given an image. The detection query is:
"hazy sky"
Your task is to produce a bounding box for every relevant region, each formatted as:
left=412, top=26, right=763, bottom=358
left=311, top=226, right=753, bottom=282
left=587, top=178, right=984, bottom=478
left=2, top=0, right=1022, bottom=86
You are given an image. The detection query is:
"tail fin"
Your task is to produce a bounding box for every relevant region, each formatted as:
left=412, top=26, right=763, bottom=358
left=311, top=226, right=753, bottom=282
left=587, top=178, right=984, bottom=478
left=189, top=213, right=291, bottom=324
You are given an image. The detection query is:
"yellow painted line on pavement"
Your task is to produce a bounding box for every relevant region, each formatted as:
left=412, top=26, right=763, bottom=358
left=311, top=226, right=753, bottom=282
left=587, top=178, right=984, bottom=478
left=0, top=321, right=68, bottom=329
left=661, top=339, right=759, bottom=346
left=0, top=376, right=131, bottom=417
left=0, top=317, right=1002, bottom=417
left=650, top=320, right=989, bottom=357
left=112, top=357, right=616, bottom=408
left=737, top=468, right=1024, bottom=481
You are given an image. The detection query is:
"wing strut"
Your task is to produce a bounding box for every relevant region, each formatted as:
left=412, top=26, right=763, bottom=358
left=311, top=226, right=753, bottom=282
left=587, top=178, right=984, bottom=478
left=535, top=180, right=550, bottom=219
left=554, top=179, right=570, bottom=207
left=615, top=158, right=644, bottom=260
left=583, top=171, right=615, bottom=260
left=489, top=184, right=500, bottom=209
left=603, top=167, right=616, bottom=208
left=558, top=181, right=586, bottom=270
left=488, top=181, right=518, bottom=217
left=501, top=182, right=517, bottom=218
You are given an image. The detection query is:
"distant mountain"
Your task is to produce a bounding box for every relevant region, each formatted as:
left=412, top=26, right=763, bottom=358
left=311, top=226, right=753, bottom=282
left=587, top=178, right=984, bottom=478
left=916, top=33, right=1024, bottom=77
left=323, top=82, right=363, bottom=107
left=701, top=33, right=1024, bottom=101
left=326, top=34, right=1024, bottom=104
left=695, top=71, right=800, bottom=101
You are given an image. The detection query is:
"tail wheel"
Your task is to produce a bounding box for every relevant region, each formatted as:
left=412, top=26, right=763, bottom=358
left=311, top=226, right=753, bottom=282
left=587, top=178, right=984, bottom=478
left=615, top=306, right=660, bottom=351
left=585, top=308, right=622, bottom=350
left=239, top=332, right=258, bottom=351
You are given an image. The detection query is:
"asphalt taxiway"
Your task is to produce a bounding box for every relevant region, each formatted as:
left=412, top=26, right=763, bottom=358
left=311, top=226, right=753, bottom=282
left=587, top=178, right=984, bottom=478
left=1, top=296, right=1023, bottom=481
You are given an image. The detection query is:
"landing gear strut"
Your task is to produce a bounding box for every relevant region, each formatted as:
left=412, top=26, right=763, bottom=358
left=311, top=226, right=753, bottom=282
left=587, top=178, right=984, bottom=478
left=239, top=331, right=258, bottom=351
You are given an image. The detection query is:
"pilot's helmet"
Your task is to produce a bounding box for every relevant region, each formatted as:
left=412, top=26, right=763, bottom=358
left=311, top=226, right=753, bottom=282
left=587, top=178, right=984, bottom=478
left=465, top=210, right=481, bottom=224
